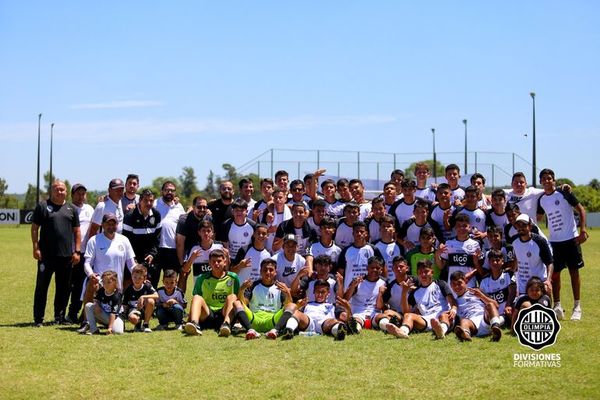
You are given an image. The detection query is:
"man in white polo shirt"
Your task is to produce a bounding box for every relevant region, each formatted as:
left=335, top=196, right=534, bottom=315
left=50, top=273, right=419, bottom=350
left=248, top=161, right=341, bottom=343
left=88, top=178, right=126, bottom=237
left=154, top=180, right=186, bottom=280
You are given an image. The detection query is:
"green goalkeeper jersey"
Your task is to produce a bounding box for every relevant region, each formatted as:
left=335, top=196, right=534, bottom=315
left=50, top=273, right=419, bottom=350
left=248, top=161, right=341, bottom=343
left=193, top=271, right=240, bottom=311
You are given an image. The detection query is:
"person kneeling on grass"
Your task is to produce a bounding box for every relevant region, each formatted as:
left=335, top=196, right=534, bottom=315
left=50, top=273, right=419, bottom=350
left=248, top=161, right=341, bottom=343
left=511, top=277, right=552, bottom=333
left=156, top=269, right=187, bottom=331
left=184, top=249, right=239, bottom=337
left=122, top=264, right=158, bottom=333
left=343, top=256, right=387, bottom=334
left=388, top=259, right=456, bottom=339
left=450, top=271, right=503, bottom=342
left=232, top=258, right=300, bottom=340
left=479, top=249, right=516, bottom=329
left=292, top=280, right=353, bottom=341
left=81, top=270, right=123, bottom=335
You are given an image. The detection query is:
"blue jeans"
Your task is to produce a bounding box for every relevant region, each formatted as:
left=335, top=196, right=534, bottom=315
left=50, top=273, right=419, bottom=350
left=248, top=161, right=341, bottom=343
left=156, top=304, right=184, bottom=325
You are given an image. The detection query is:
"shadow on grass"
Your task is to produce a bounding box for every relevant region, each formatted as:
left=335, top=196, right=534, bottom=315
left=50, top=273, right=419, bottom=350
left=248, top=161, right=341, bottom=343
left=0, top=322, right=80, bottom=331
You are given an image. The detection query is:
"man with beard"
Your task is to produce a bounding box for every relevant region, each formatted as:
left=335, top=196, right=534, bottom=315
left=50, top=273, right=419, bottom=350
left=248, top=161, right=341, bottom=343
left=154, top=181, right=186, bottom=282
left=121, top=173, right=140, bottom=212
left=208, top=181, right=234, bottom=237
left=176, top=196, right=212, bottom=268
left=123, top=189, right=162, bottom=288
left=237, top=178, right=256, bottom=212
left=31, top=180, right=81, bottom=326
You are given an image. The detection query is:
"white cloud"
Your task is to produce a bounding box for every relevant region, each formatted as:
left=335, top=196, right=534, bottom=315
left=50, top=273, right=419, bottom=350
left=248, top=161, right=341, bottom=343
left=0, top=115, right=398, bottom=143
left=69, top=100, right=164, bottom=110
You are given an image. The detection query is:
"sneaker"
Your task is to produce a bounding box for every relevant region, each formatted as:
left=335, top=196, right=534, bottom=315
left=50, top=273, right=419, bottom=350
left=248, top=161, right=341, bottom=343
left=347, top=317, right=360, bottom=335
left=553, top=306, right=565, bottom=321
left=231, top=322, right=245, bottom=335
left=281, top=327, right=295, bottom=340
left=386, top=323, right=409, bottom=339
left=218, top=322, right=231, bottom=337
left=77, top=322, right=90, bottom=334
left=431, top=319, right=445, bottom=339
left=454, top=326, right=472, bottom=342
left=571, top=308, right=582, bottom=321
left=154, top=324, right=167, bottom=331
left=184, top=322, right=202, bottom=336
left=245, top=329, right=261, bottom=340
left=334, top=324, right=348, bottom=341
left=143, top=324, right=152, bottom=333
left=266, top=329, right=278, bottom=340
left=85, top=329, right=99, bottom=335
left=491, top=324, right=502, bottom=342
left=176, top=324, right=184, bottom=331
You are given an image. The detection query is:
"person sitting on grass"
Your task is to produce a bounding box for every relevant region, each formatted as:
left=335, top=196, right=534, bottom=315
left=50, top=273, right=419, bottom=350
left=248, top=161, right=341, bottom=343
left=372, top=256, right=410, bottom=336
left=184, top=249, right=239, bottom=337
left=232, top=259, right=299, bottom=340
left=387, top=259, right=456, bottom=339
left=479, top=250, right=516, bottom=328
left=292, top=280, right=354, bottom=341
left=511, top=276, right=552, bottom=332
left=450, top=271, right=503, bottom=342
left=179, top=220, right=224, bottom=292
left=293, top=254, right=343, bottom=303
left=156, top=269, right=187, bottom=331
left=122, top=264, right=158, bottom=333
left=80, top=270, right=123, bottom=335
left=343, top=256, right=387, bottom=334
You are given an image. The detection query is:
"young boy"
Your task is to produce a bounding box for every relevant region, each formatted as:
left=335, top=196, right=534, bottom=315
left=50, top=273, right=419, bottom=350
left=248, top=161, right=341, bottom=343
left=485, top=189, right=509, bottom=230
left=263, top=188, right=292, bottom=252
left=292, top=280, right=353, bottom=341
left=294, top=255, right=343, bottom=303
left=482, top=226, right=515, bottom=272
left=388, top=260, right=456, bottom=339
left=448, top=186, right=486, bottom=241
left=444, top=164, right=465, bottom=205
left=156, top=269, right=187, bottom=330
left=343, top=256, right=387, bottom=333
left=180, top=220, right=224, bottom=291
left=122, top=264, right=158, bottom=333
left=335, top=202, right=361, bottom=249
left=398, top=199, right=444, bottom=249
left=372, top=215, right=403, bottom=281
left=233, top=259, right=300, bottom=340
left=405, top=227, right=443, bottom=280
left=307, top=217, right=342, bottom=268
left=450, top=271, right=503, bottom=342
left=184, top=249, right=240, bottom=337
left=82, top=270, right=123, bottom=335
left=365, top=197, right=387, bottom=243
left=337, top=221, right=382, bottom=291
left=414, top=162, right=436, bottom=202
left=321, top=179, right=345, bottom=217
left=373, top=256, right=410, bottom=335
left=231, top=223, right=272, bottom=284
left=479, top=250, right=516, bottom=328
left=438, top=213, right=483, bottom=289
left=429, top=183, right=455, bottom=242
left=537, top=168, right=588, bottom=321
left=389, top=179, right=418, bottom=228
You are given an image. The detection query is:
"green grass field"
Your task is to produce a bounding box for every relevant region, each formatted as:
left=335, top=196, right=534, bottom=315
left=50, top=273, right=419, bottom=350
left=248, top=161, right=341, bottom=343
left=1, top=226, right=599, bottom=399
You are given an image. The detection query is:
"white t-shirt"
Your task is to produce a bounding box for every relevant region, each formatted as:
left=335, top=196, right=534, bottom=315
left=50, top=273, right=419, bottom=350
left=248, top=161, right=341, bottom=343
left=83, top=232, right=136, bottom=289
left=91, top=197, right=124, bottom=233
left=505, top=187, right=544, bottom=221
left=74, top=203, right=94, bottom=251
left=154, top=198, right=186, bottom=249
left=274, top=251, right=306, bottom=287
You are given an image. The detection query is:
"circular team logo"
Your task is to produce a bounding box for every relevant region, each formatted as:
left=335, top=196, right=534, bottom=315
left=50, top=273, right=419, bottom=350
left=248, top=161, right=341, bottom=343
left=149, top=216, right=155, bottom=225
left=555, top=200, right=560, bottom=206
left=118, top=245, right=124, bottom=251
left=476, top=217, right=481, bottom=223
left=514, top=304, right=560, bottom=351
left=47, top=205, right=53, bottom=212
left=466, top=244, right=474, bottom=252
left=226, top=280, right=234, bottom=287
left=243, top=232, right=249, bottom=237
left=527, top=251, right=532, bottom=258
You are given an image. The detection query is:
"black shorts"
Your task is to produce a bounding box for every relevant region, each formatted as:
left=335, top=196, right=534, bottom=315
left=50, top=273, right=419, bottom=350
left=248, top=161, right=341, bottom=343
left=200, top=308, right=225, bottom=330
left=551, top=239, right=584, bottom=272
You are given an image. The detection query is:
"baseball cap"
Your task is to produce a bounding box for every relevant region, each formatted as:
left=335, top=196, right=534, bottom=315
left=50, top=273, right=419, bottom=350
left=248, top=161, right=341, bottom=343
left=109, top=178, right=125, bottom=189
left=283, top=234, right=298, bottom=243
left=102, top=213, right=118, bottom=223
left=71, top=183, right=87, bottom=194
left=515, top=214, right=530, bottom=224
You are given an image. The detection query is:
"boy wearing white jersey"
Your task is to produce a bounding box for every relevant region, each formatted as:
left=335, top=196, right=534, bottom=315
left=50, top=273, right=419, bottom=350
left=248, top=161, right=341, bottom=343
left=537, top=168, right=588, bottom=320
left=343, top=256, right=386, bottom=333
left=231, top=224, right=271, bottom=284
left=180, top=220, right=224, bottom=291
left=337, top=221, right=382, bottom=291
left=479, top=250, right=516, bottom=327
left=450, top=271, right=503, bottom=342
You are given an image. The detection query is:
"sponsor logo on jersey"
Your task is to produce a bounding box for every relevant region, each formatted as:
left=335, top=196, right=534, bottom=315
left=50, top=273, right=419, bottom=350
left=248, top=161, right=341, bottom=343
left=514, top=304, right=560, bottom=351
left=212, top=292, right=228, bottom=301
left=226, top=280, right=234, bottom=287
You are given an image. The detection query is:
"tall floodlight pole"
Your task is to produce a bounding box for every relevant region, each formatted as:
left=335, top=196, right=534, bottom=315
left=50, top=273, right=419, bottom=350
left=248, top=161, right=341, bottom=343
left=463, top=119, right=468, bottom=174
left=36, top=114, right=42, bottom=204
left=530, top=92, right=537, bottom=188
left=49, top=123, right=54, bottom=190
left=431, top=128, right=437, bottom=183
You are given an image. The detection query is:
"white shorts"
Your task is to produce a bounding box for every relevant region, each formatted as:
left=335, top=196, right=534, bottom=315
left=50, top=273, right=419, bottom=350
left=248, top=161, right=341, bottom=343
left=306, top=316, right=325, bottom=334
left=466, top=314, right=491, bottom=337
left=420, top=311, right=446, bottom=331
left=352, top=309, right=378, bottom=323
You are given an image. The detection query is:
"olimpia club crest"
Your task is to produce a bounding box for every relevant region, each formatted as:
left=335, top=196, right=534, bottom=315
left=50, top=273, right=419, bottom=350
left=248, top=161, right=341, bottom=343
left=514, top=304, right=561, bottom=351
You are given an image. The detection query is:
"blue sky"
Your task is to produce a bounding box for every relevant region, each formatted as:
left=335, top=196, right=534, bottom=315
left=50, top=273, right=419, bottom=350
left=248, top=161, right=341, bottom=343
left=1, top=1, right=599, bottom=193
